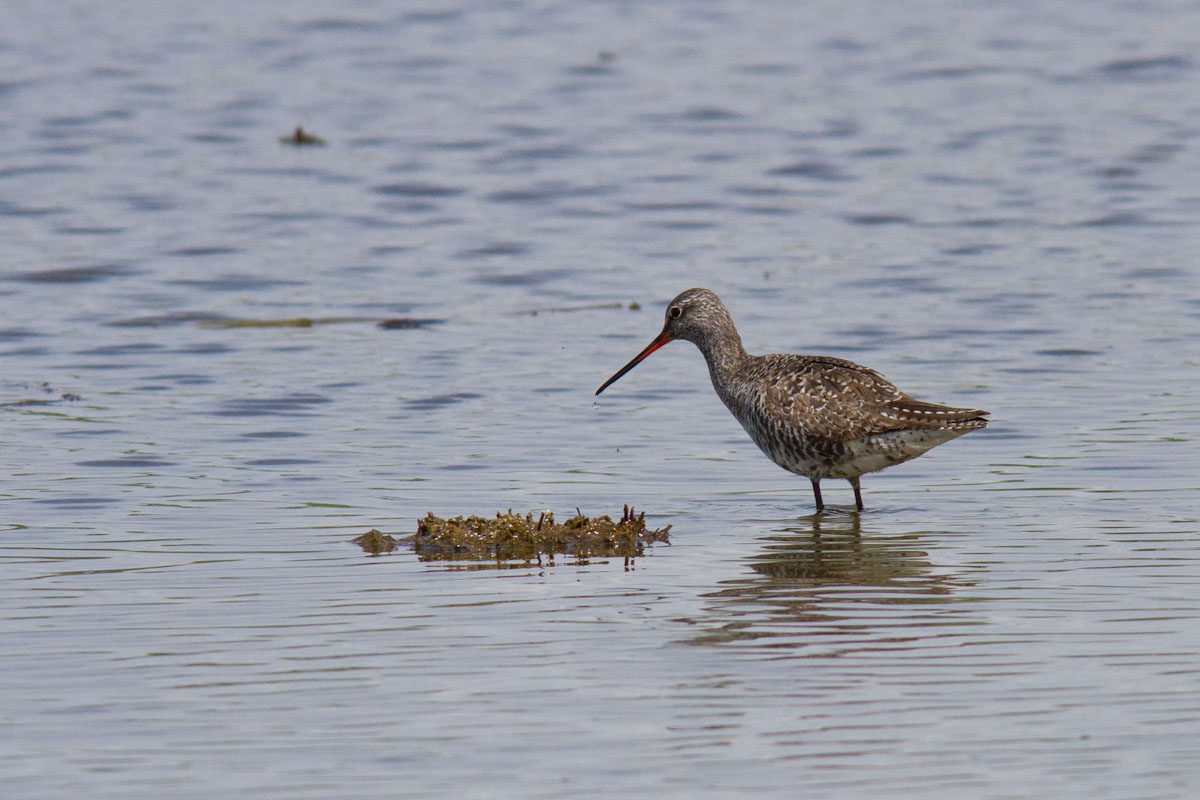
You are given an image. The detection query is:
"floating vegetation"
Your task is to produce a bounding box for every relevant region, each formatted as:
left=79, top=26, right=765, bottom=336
left=200, top=316, right=376, bottom=329
left=511, top=301, right=642, bottom=317
left=0, top=381, right=80, bottom=408
left=280, top=125, right=326, bottom=146
left=202, top=308, right=625, bottom=329
left=352, top=529, right=399, bottom=556
left=409, top=506, right=670, bottom=565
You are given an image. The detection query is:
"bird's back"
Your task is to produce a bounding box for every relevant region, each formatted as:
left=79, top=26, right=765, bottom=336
left=712, top=353, right=988, bottom=479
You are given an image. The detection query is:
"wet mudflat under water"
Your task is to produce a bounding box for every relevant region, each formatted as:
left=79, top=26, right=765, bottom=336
left=3, top=2, right=1200, bottom=798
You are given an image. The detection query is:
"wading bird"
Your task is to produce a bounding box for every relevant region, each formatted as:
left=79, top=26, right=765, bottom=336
left=596, top=288, right=988, bottom=511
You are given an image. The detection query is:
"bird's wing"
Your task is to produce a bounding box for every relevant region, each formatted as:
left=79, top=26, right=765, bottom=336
left=754, top=355, right=987, bottom=442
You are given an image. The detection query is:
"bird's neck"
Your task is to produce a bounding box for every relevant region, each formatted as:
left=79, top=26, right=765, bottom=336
left=695, top=327, right=748, bottom=391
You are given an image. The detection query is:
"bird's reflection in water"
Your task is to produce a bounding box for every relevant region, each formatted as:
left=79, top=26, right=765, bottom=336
left=687, top=514, right=974, bottom=649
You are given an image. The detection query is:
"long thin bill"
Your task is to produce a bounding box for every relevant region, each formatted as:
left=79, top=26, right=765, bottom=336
left=595, top=329, right=672, bottom=395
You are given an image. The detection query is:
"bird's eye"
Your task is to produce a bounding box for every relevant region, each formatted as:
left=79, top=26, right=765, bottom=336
left=669, top=306, right=683, bottom=319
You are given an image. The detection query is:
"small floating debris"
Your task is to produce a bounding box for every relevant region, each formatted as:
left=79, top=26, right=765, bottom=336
left=280, top=125, right=326, bottom=146
left=377, top=317, right=445, bottom=330
left=411, top=506, right=670, bottom=564
left=353, top=529, right=399, bottom=556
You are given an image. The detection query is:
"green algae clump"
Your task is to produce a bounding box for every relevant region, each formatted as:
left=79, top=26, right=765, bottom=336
left=413, top=505, right=670, bottom=564
left=352, top=529, right=399, bottom=556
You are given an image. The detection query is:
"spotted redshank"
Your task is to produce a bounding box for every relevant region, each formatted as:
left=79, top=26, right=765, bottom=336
left=595, top=288, right=989, bottom=511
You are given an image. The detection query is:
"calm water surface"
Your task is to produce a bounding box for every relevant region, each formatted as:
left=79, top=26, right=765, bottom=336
left=3, top=1, right=1200, bottom=798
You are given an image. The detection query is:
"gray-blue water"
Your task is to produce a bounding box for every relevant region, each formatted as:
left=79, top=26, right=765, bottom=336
left=4, top=2, right=1200, bottom=797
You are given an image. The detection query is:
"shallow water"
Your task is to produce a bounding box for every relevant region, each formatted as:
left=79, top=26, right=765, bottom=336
left=3, top=1, right=1200, bottom=798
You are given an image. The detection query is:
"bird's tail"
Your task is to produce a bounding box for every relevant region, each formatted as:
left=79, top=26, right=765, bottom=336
left=885, top=398, right=990, bottom=430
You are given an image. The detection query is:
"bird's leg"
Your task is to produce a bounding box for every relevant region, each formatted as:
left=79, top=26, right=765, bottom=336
left=849, top=476, right=863, bottom=512
left=810, top=478, right=824, bottom=512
